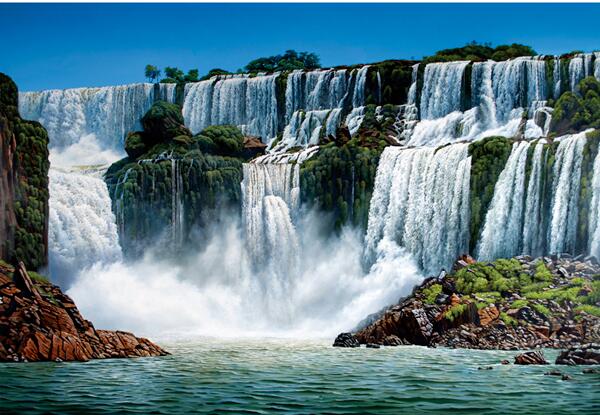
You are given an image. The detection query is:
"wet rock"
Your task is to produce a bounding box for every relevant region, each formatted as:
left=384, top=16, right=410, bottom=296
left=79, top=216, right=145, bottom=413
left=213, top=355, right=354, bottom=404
left=582, top=368, right=599, bottom=374
left=561, top=374, right=572, bottom=381
left=333, top=333, right=360, bottom=348
left=555, top=344, right=600, bottom=365
left=366, top=343, right=380, bottom=349
left=501, top=359, right=510, bottom=365
left=514, top=351, right=548, bottom=365
left=434, top=293, right=449, bottom=305
left=382, top=335, right=405, bottom=346
left=544, top=370, right=562, bottom=376
left=478, top=366, right=493, bottom=370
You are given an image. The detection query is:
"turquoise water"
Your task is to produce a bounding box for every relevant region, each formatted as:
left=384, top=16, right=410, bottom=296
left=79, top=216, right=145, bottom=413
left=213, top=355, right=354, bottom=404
left=1, top=339, right=599, bottom=414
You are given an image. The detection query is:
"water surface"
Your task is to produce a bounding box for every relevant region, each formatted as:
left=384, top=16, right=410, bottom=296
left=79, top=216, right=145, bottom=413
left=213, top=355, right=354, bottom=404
left=1, top=339, right=599, bottom=414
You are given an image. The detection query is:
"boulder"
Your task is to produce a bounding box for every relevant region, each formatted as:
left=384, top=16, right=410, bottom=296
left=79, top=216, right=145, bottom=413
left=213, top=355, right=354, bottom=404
left=555, top=344, right=600, bottom=365
left=333, top=333, right=360, bottom=348
left=478, top=306, right=500, bottom=327
left=514, top=351, right=548, bottom=365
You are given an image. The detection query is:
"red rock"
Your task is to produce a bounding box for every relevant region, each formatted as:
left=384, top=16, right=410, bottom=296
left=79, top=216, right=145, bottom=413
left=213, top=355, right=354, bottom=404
left=0, top=265, right=169, bottom=362
left=478, top=306, right=500, bottom=327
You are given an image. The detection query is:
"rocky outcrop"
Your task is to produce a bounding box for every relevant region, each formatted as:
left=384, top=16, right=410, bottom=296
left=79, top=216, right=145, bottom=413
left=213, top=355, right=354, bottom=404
left=556, top=344, right=600, bottom=365
left=335, top=255, right=600, bottom=349
left=0, top=73, right=49, bottom=270
left=242, top=135, right=267, bottom=159
left=333, top=333, right=360, bottom=348
left=0, top=261, right=168, bottom=362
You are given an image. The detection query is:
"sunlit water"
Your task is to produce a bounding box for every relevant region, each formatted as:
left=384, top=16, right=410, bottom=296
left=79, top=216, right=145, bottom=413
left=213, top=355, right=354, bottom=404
left=1, top=339, right=598, bottom=414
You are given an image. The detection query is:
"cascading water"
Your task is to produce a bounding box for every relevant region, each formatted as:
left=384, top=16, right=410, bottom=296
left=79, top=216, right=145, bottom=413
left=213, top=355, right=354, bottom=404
left=419, top=61, right=469, bottom=120
left=588, top=145, right=600, bottom=258
left=49, top=167, right=122, bottom=288
left=476, top=141, right=531, bottom=260
left=182, top=73, right=279, bottom=143
left=363, top=143, right=471, bottom=275
left=522, top=142, right=547, bottom=257
left=548, top=131, right=588, bottom=254
left=19, top=83, right=175, bottom=151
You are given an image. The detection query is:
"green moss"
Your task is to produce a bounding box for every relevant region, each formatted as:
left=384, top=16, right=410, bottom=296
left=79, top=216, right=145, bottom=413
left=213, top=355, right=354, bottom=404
left=422, top=283, right=442, bottom=305
left=468, top=136, right=513, bottom=251
left=551, top=77, right=600, bottom=135
left=574, top=304, right=600, bottom=317
left=500, top=312, right=518, bottom=327
left=534, top=260, right=553, bottom=282
left=531, top=303, right=551, bottom=317
left=444, top=303, right=468, bottom=322
left=510, top=299, right=528, bottom=309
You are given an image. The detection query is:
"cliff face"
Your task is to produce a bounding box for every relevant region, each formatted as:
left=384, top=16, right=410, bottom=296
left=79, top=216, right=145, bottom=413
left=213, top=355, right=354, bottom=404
left=0, top=73, right=49, bottom=271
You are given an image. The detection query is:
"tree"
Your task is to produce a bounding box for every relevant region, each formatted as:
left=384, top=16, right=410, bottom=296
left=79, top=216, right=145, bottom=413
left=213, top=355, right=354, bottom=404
left=144, top=65, right=161, bottom=83
left=184, top=69, right=199, bottom=82
left=244, top=50, right=321, bottom=73
left=164, top=66, right=184, bottom=81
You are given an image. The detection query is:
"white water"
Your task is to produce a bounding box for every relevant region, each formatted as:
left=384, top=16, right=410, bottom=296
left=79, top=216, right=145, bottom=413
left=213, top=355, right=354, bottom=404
left=548, top=131, right=588, bottom=254
left=588, top=145, right=600, bottom=259
left=182, top=73, right=279, bottom=143
left=19, top=83, right=175, bottom=152
left=419, top=61, right=469, bottom=120
left=522, top=142, right=547, bottom=257
left=48, top=167, right=122, bottom=288
left=364, top=144, right=471, bottom=275
left=476, top=141, right=531, bottom=260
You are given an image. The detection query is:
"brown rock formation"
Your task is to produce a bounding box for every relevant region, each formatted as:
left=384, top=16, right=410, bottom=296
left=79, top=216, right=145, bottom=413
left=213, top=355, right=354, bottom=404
left=0, top=262, right=168, bottom=362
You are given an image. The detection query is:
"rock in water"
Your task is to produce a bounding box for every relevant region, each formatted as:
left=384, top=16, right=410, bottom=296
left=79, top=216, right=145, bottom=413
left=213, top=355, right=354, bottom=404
left=514, top=351, right=548, bottom=365
left=555, top=344, right=600, bottom=365
left=0, top=262, right=168, bottom=362
left=333, top=333, right=360, bottom=348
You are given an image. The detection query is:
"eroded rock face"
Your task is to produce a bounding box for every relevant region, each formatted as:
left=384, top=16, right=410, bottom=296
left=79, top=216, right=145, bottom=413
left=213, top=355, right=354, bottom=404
left=0, top=262, right=169, bottom=362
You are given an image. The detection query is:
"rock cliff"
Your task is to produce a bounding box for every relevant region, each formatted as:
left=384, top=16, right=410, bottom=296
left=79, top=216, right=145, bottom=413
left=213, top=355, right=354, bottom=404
left=0, top=261, right=168, bottom=362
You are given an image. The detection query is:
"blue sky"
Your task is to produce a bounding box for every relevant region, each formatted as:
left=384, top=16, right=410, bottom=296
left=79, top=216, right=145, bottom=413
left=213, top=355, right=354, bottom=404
left=2, top=3, right=600, bottom=91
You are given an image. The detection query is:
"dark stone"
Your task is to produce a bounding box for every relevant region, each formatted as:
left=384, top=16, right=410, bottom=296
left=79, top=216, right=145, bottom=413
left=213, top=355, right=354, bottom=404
left=501, top=359, right=510, bottom=365
left=556, top=344, right=600, bottom=365
left=366, top=343, right=380, bottom=349
left=333, top=332, right=360, bottom=348
left=514, top=351, right=548, bottom=365
left=544, top=370, right=562, bottom=376
left=561, top=374, right=572, bottom=381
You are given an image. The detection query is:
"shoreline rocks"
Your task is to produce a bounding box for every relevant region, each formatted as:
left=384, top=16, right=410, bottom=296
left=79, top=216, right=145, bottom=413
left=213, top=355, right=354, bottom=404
left=334, top=255, right=600, bottom=352
left=0, top=261, right=169, bottom=362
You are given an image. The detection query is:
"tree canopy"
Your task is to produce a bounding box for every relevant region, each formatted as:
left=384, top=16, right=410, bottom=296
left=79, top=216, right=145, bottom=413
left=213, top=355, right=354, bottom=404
left=144, top=65, right=161, bottom=83
left=244, top=50, right=321, bottom=73
left=423, top=42, right=537, bottom=64
left=160, top=67, right=199, bottom=83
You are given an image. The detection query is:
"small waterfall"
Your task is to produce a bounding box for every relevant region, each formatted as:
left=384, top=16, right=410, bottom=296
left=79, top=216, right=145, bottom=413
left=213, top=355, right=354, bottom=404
left=352, top=65, right=370, bottom=108
left=49, top=167, right=122, bottom=287
left=476, top=141, right=531, bottom=260
left=182, top=73, right=279, bottom=142
left=395, top=64, right=420, bottom=143
left=419, top=61, right=469, bottom=120
left=271, top=109, right=340, bottom=153
left=588, top=146, right=600, bottom=258
left=364, top=143, right=471, bottom=275
left=522, top=142, right=547, bottom=257
left=595, top=52, right=600, bottom=80
left=345, top=106, right=366, bottom=137
left=548, top=131, right=588, bottom=254
left=19, top=83, right=172, bottom=151
left=171, top=159, right=184, bottom=246
left=407, top=64, right=419, bottom=106
left=553, top=56, right=562, bottom=99
left=569, top=55, right=585, bottom=92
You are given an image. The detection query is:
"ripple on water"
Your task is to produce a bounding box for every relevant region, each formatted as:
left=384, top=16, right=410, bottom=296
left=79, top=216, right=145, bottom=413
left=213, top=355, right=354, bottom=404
left=0, top=339, right=599, bottom=414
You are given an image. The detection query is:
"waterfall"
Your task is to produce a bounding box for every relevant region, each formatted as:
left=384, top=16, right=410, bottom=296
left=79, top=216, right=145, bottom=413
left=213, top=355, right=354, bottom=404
left=171, top=159, right=184, bottom=246
left=345, top=106, right=366, bottom=137
left=588, top=145, right=600, bottom=258
left=419, top=61, right=469, bottom=120
left=476, top=141, right=531, bottom=260
left=364, top=143, right=471, bottom=275
left=408, top=57, right=553, bottom=147
left=272, top=109, right=337, bottom=153
left=595, top=52, right=600, bottom=80
left=182, top=73, right=279, bottom=143
left=522, top=142, right=547, bottom=257
left=553, top=56, right=562, bottom=99
left=49, top=167, right=122, bottom=287
left=352, top=65, right=370, bottom=108
left=19, top=83, right=174, bottom=151
left=407, top=64, right=419, bottom=106
left=569, top=55, right=585, bottom=92
left=548, top=131, right=587, bottom=254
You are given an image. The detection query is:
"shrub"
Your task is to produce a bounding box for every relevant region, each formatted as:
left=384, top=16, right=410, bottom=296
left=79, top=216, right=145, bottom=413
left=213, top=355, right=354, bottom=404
left=422, top=283, right=442, bottom=304
left=574, top=304, right=600, bottom=317
left=534, top=261, right=553, bottom=282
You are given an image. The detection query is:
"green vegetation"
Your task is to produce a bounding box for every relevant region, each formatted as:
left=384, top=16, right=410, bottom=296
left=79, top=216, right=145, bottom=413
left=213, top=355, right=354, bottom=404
left=422, top=283, right=443, bottom=305
left=444, top=303, right=468, bottom=322
left=365, top=61, right=414, bottom=105
left=551, top=77, right=600, bottom=135
left=300, top=105, right=397, bottom=231
left=454, top=258, right=523, bottom=294
left=106, top=102, right=250, bottom=257
left=0, top=73, right=49, bottom=271
left=467, top=136, right=513, bottom=251
left=534, top=260, right=553, bottom=282
left=161, top=67, right=200, bottom=84
left=574, top=304, right=600, bottom=317
left=423, top=42, right=536, bottom=64
left=245, top=50, right=320, bottom=73
left=500, top=312, right=518, bottom=326
left=144, top=64, right=161, bottom=83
